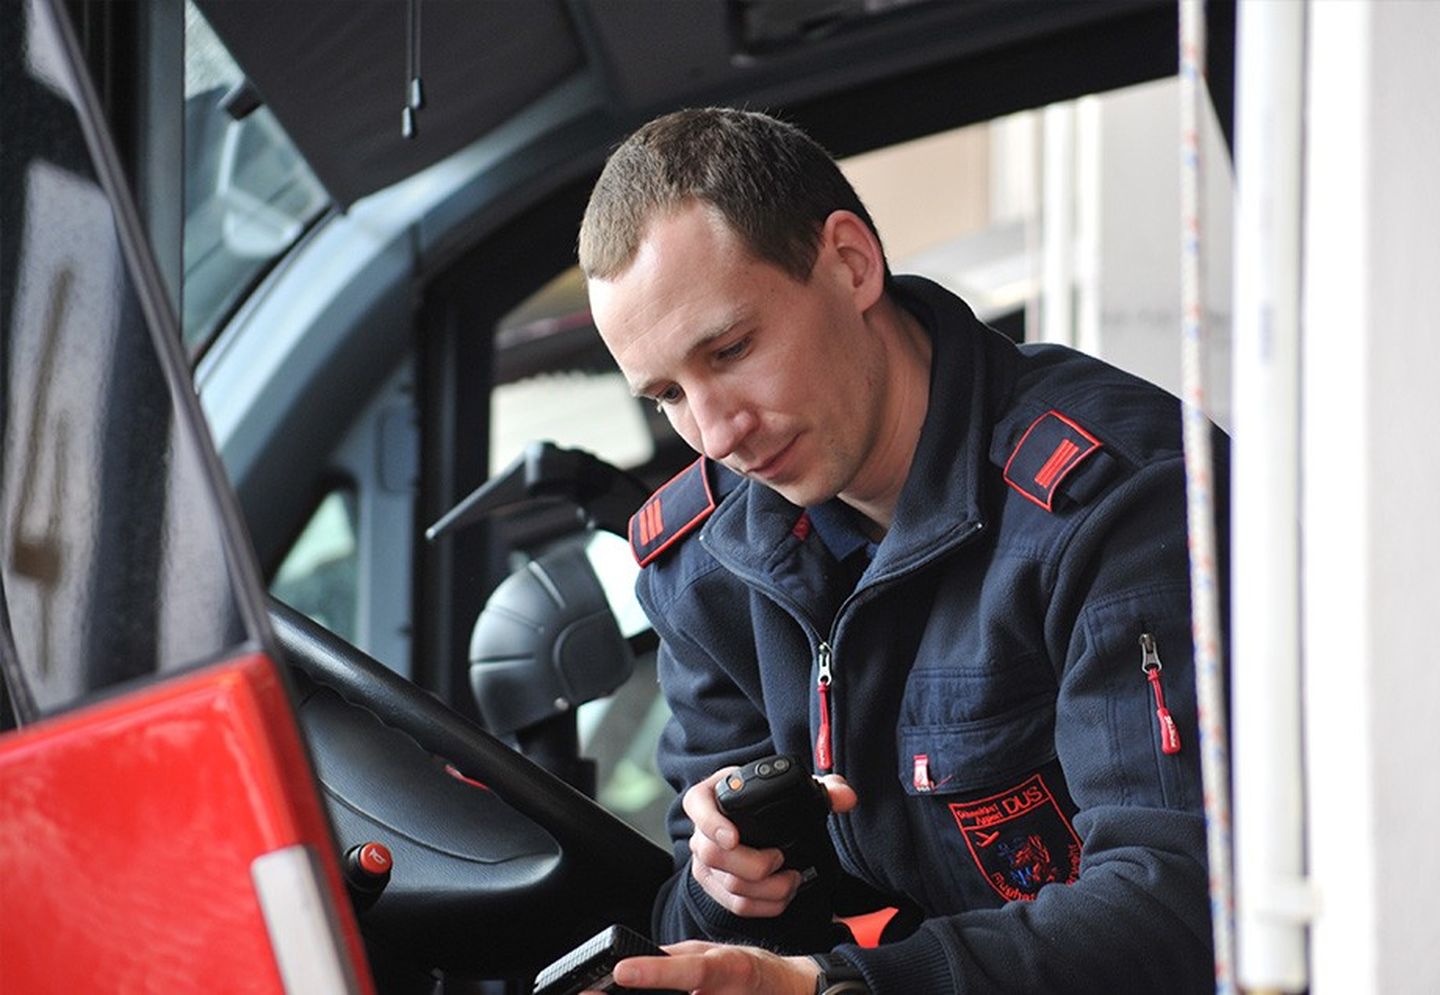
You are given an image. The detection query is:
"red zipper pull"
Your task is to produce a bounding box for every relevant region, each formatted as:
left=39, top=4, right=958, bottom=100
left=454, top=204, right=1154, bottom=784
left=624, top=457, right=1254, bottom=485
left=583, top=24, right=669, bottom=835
left=1141, top=633, right=1182, bottom=755
left=913, top=753, right=934, bottom=791
left=815, top=642, right=834, bottom=772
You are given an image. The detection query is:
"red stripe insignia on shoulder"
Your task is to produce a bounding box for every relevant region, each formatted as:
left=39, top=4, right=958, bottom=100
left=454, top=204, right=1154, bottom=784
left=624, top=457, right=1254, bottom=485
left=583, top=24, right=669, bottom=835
left=1003, top=410, right=1102, bottom=512
left=629, top=458, right=717, bottom=567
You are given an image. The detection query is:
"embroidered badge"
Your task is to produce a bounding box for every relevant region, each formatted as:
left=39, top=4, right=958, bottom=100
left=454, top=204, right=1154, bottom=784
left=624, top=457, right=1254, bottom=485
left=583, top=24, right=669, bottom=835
left=1002, top=410, right=1102, bottom=512
left=948, top=773, right=1082, bottom=902
left=628, top=458, right=717, bottom=567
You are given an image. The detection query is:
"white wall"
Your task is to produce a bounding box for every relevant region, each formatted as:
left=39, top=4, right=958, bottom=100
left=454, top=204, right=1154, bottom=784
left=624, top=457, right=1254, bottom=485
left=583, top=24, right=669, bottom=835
left=1303, top=3, right=1440, bottom=993
left=1070, top=77, right=1235, bottom=431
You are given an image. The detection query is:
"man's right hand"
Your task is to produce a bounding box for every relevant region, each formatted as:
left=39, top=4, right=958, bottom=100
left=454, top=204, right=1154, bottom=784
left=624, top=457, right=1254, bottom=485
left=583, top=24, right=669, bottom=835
left=683, top=766, right=857, bottom=917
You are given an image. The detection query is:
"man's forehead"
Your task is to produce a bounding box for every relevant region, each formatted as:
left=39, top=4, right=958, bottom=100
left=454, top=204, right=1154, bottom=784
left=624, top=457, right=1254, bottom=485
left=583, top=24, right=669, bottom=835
left=588, top=210, right=749, bottom=331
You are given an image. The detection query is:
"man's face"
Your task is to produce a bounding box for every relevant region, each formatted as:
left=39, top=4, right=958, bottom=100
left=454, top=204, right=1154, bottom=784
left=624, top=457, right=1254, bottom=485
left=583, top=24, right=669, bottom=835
left=588, top=202, right=889, bottom=509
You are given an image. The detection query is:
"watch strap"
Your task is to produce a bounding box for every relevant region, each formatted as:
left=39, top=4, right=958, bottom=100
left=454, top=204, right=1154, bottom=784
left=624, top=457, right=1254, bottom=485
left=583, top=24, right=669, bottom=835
left=811, top=953, right=869, bottom=994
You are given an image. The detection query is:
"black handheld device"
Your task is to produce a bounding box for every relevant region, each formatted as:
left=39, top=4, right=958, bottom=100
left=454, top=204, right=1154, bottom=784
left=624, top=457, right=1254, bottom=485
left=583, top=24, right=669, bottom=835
left=714, top=753, right=837, bottom=889
left=531, top=924, right=683, bottom=995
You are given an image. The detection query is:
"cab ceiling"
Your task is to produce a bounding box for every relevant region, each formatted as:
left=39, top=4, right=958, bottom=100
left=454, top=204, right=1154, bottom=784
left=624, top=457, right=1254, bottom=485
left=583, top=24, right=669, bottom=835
left=195, top=0, right=1230, bottom=209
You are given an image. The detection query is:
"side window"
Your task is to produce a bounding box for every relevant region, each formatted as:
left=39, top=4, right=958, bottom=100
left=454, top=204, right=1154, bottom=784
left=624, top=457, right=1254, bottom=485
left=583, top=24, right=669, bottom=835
left=269, top=488, right=359, bottom=644
left=579, top=531, right=674, bottom=844
left=183, top=0, right=328, bottom=357
left=490, top=370, right=654, bottom=477
left=487, top=270, right=677, bottom=845
left=489, top=267, right=657, bottom=477
left=839, top=79, right=1233, bottom=429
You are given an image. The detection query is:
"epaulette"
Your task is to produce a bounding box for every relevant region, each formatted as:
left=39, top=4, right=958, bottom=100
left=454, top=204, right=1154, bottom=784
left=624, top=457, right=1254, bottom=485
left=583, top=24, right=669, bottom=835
left=629, top=458, right=717, bottom=567
left=1001, top=409, right=1111, bottom=512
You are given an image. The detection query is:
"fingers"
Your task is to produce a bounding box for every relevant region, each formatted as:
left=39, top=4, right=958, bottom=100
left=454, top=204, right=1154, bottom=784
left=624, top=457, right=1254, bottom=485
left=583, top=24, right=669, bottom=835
left=691, top=856, right=800, bottom=917
left=689, top=825, right=799, bottom=916
left=683, top=764, right=861, bottom=917
left=688, top=825, right=784, bottom=882
left=683, top=765, right=802, bottom=916
left=682, top=767, right=740, bottom=850
left=610, top=943, right=820, bottom=995
left=817, top=773, right=858, bottom=814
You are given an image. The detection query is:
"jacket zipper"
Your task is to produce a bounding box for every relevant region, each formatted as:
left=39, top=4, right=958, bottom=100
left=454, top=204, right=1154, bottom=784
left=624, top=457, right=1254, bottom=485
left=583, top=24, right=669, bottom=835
left=813, top=522, right=984, bottom=776
left=700, top=520, right=986, bottom=883
left=1140, top=632, right=1182, bottom=755
left=814, top=641, right=834, bottom=771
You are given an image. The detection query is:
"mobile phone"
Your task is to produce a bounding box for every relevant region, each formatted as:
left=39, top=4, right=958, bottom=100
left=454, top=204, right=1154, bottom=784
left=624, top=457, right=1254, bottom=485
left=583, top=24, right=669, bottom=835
left=532, top=924, right=682, bottom=995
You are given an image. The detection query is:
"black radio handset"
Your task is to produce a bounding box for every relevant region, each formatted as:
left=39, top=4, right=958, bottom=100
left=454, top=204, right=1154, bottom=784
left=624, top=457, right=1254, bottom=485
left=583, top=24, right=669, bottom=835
left=714, top=753, right=838, bottom=891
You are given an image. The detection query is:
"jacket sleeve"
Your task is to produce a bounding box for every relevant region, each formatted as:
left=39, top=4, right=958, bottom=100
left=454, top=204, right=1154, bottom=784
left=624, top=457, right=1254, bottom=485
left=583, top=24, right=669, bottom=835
left=641, top=572, right=850, bottom=953
left=837, top=457, right=1225, bottom=994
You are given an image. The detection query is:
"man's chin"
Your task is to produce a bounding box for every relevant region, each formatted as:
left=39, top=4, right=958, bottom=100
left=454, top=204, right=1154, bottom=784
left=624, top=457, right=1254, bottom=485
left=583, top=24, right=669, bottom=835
left=757, top=478, right=835, bottom=509
left=724, top=453, right=837, bottom=507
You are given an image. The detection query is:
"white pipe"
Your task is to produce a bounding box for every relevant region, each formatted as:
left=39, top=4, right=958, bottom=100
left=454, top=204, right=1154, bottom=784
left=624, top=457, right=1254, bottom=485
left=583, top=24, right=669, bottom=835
left=1176, top=3, right=1236, bottom=992
left=1231, top=1, right=1311, bottom=991
left=1073, top=97, right=1102, bottom=359
left=1040, top=104, right=1076, bottom=346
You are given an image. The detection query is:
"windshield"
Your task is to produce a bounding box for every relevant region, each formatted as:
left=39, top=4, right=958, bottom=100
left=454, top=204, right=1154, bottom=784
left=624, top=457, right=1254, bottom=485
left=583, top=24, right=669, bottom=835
left=182, top=0, right=327, bottom=358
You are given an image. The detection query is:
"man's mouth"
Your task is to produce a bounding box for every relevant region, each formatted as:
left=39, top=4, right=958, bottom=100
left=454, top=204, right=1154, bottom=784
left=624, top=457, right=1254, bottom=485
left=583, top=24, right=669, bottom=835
left=744, top=436, right=798, bottom=479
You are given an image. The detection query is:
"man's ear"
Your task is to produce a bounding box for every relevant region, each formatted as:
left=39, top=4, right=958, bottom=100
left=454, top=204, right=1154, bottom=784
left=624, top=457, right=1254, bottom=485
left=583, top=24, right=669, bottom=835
left=820, top=210, right=886, bottom=312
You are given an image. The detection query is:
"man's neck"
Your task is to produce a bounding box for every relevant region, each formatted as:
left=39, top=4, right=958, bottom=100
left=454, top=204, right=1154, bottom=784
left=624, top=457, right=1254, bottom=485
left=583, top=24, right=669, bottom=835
left=837, top=294, right=933, bottom=536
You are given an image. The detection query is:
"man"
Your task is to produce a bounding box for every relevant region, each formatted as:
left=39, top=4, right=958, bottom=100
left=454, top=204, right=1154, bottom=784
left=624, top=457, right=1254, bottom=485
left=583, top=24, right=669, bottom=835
left=579, top=107, right=1223, bottom=993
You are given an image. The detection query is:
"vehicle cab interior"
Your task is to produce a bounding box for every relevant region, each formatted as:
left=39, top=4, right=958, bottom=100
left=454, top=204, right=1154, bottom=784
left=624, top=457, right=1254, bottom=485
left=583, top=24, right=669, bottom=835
left=43, top=0, right=1440, bottom=992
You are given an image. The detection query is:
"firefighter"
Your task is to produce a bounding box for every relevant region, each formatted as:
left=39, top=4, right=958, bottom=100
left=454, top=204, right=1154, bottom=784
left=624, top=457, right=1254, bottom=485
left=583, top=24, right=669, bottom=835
left=578, top=107, right=1225, bottom=994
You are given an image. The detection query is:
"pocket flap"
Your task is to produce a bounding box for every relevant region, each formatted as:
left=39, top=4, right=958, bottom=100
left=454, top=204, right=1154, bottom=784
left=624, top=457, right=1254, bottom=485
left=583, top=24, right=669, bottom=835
left=899, top=698, right=1056, bottom=795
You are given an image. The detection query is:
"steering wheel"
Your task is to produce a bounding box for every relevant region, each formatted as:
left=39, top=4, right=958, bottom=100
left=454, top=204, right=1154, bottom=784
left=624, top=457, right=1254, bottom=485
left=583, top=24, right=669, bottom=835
left=268, top=596, right=674, bottom=976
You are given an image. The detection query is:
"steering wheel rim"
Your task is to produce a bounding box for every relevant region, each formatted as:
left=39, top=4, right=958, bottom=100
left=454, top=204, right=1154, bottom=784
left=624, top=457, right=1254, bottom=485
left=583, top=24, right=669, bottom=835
left=268, top=595, right=673, bottom=909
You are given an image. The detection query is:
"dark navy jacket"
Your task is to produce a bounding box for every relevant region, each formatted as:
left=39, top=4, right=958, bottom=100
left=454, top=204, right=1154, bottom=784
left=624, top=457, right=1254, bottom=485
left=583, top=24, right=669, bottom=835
left=631, top=277, right=1227, bottom=993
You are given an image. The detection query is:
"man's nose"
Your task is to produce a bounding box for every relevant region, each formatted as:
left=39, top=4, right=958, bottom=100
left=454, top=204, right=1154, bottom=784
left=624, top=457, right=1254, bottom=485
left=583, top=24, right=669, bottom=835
left=689, top=387, right=755, bottom=462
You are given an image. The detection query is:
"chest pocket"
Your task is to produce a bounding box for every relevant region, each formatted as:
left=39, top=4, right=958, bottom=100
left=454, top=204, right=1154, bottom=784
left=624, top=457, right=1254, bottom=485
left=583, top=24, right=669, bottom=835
left=897, top=686, right=1081, bottom=911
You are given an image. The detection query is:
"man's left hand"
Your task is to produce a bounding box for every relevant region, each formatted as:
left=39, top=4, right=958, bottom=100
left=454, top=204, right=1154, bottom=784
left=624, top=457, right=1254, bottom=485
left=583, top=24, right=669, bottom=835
left=582, top=940, right=820, bottom=994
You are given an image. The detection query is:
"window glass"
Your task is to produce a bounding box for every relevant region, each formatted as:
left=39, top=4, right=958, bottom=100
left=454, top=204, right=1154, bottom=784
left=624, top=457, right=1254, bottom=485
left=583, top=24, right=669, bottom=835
left=838, top=112, right=1036, bottom=343
left=182, top=0, right=328, bottom=358
left=580, top=533, right=670, bottom=845
left=840, top=78, right=1234, bottom=427
left=490, top=371, right=654, bottom=477
left=582, top=531, right=646, bottom=639
left=2, top=0, right=254, bottom=719
left=270, top=489, right=359, bottom=644
left=489, top=267, right=656, bottom=477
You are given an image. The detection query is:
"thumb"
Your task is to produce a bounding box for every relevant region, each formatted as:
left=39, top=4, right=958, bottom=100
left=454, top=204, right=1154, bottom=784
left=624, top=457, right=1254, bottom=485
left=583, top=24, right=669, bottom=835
left=817, top=773, right=858, bottom=814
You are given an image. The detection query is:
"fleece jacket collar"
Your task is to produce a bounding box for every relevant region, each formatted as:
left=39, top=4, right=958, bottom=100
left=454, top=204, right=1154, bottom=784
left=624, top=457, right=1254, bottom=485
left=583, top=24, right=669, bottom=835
left=700, top=276, right=1019, bottom=589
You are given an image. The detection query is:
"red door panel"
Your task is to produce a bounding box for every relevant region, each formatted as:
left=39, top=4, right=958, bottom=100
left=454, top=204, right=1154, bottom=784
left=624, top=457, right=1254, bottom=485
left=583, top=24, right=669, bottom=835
left=0, top=652, right=374, bottom=993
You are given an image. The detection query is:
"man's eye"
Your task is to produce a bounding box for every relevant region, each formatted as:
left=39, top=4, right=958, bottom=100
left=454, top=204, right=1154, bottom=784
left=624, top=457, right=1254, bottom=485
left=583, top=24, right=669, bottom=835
left=716, top=337, right=750, bottom=361
left=653, top=385, right=683, bottom=410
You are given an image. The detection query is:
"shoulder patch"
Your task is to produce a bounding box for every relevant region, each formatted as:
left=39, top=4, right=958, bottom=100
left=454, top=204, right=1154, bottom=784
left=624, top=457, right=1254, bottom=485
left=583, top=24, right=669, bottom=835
left=629, top=458, right=717, bottom=567
left=1003, top=410, right=1103, bottom=512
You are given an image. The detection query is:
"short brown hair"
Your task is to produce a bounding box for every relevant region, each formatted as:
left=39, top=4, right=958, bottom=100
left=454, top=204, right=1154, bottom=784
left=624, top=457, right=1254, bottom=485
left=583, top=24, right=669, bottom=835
left=578, top=107, right=890, bottom=285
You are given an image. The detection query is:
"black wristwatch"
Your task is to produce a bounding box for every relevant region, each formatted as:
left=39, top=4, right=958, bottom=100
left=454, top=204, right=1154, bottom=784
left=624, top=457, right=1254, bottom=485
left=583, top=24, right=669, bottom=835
left=811, top=953, right=870, bottom=994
